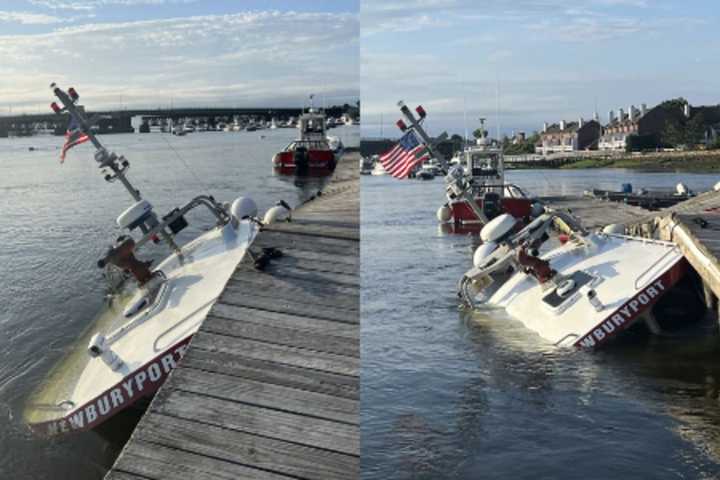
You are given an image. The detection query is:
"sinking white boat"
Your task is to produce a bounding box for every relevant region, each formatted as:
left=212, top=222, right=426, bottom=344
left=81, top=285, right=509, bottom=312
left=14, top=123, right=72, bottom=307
left=458, top=211, right=688, bottom=349
left=24, top=84, right=261, bottom=436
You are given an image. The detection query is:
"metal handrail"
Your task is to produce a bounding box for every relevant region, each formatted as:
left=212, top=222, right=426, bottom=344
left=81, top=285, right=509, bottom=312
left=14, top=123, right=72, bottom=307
left=633, top=246, right=680, bottom=290
left=135, top=195, right=230, bottom=250
left=554, top=333, right=579, bottom=347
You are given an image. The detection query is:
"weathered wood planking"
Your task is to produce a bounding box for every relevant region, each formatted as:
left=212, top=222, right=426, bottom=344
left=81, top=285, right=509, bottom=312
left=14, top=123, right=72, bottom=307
left=106, top=153, right=360, bottom=480
left=612, top=189, right=720, bottom=312
left=541, top=195, right=649, bottom=230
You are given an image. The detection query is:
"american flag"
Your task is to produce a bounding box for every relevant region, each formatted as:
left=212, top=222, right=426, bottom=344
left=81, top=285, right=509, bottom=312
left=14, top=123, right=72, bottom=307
left=60, top=116, right=90, bottom=163
left=379, top=131, right=431, bottom=178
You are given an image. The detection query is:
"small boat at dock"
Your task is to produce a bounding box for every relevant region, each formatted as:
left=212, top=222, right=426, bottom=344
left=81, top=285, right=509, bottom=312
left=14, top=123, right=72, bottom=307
left=586, top=183, right=694, bottom=210
left=24, top=84, right=263, bottom=436
left=457, top=210, right=699, bottom=349
left=272, top=107, right=337, bottom=176
left=391, top=103, right=536, bottom=230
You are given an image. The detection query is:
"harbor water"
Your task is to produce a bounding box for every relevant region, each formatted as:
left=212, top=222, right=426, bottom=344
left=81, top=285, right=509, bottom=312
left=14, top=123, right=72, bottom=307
left=362, top=170, right=720, bottom=479
left=0, top=126, right=358, bottom=479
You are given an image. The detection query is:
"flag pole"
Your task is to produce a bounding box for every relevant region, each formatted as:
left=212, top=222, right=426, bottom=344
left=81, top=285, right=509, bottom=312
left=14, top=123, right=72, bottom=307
left=51, top=83, right=181, bottom=253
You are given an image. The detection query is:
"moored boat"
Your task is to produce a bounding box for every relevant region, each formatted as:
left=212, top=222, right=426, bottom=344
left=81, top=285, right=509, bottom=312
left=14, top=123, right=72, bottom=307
left=23, top=84, right=262, bottom=436
left=457, top=211, right=697, bottom=349
left=272, top=107, right=337, bottom=176
left=391, top=103, right=536, bottom=230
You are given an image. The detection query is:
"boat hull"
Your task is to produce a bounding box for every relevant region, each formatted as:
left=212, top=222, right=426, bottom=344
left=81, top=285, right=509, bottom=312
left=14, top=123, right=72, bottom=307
left=28, top=336, right=192, bottom=436
left=449, top=197, right=534, bottom=225
left=24, top=220, right=256, bottom=436
left=481, top=235, right=687, bottom=348
left=272, top=150, right=336, bottom=176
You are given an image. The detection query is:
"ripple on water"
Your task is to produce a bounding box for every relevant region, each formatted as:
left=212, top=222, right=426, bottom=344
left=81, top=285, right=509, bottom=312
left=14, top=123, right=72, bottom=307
left=362, top=172, right=720, bottom=479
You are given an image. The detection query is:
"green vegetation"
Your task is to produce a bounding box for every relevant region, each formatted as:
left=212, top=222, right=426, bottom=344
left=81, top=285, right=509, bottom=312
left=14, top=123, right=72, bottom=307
left=560, top=151, right=720, bottom=171
left=502, top=132, right=540, bottom=155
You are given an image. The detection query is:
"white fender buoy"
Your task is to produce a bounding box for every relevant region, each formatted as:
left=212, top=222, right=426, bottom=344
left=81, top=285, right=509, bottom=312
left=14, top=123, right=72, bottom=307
left=602, top=223, right=625, bottom=235
left=230, top=196, right=258, bottom=221
left=473, top=241, right=498, bottom=268
left=437, top=204, right=452, bottom=222
left=480, top=214, right=517, bottom=243
left=263, top=205, right=290, bottom=224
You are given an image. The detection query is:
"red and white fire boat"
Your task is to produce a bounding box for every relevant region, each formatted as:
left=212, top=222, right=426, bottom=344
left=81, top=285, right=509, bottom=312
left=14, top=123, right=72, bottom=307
left=436, top=119, right=534, bottom=229
left=24, top=84, right=260, bottom=436
left=458, top=211, right=692, bottom=349
left=272, top=108, right=337, bottom=176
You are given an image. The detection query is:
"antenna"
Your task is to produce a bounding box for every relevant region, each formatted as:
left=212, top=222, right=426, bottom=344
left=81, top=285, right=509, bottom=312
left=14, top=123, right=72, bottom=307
left=495, top=72, right=501, bottom=143
left=50, top=83, right=180, bottom=253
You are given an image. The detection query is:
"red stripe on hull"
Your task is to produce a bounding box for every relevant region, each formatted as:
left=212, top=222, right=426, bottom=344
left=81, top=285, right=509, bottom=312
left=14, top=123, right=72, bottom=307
left=449, top=197, right=534, bottom=224
left=29, top=336, right=193, bottom=437
left=272, top=150, right=336, bottom=177
left=574, top=258, right=688, bottom=349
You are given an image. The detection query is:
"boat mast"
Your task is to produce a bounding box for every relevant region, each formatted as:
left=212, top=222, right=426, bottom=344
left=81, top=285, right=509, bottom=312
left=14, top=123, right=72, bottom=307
left=397, top=100, right=488, bottom=224
left=51, top=83, right=180, bottom=253
left=396, top=100, right=448, bottom=171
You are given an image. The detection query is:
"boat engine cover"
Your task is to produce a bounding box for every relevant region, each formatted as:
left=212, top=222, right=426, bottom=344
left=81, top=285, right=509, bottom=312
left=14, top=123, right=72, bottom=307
left=230, top=196, right=258, bottom=220
left=480, top=213, right=517, bottom=243
left=117, top=200, right=153, bottom=230
left=473, top=241, right=498, bottom=268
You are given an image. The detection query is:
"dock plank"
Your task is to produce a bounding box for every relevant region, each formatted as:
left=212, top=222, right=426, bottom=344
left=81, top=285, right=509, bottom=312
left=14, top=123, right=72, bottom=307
left=183, top=351, right=358, bottom=400
left=132, top=414, right=358, bottom=480
left=106, top=153, right=360, bottom=480
left=168, top=368, right=358, bottom=423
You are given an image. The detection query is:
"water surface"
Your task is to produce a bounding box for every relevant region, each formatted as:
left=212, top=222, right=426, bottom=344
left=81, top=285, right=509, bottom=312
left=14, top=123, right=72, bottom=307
left=0, top=125, right=358, bottom=479
left=362, top=169, right=720, bottom=479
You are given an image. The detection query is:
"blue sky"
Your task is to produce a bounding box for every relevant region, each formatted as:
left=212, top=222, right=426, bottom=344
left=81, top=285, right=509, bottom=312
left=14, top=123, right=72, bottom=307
left=361, top=0, right=720, bottom=138
left=0, top=0, right=358, bottom=112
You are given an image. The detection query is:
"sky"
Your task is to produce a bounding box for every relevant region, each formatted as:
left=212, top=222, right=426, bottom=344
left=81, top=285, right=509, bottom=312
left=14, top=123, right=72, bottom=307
left=0, top=0, right=359, bottom=113
left=361, top=0, right=720, bottom=138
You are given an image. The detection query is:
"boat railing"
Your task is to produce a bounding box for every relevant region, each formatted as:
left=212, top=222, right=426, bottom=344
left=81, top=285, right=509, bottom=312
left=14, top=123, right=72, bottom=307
left=471, top=183, right=529, bottom=199
left=135, top=194, right=230, bottom=251
left=554, top=333, right=579, bottom=347
left=633, top=245, right=681, bottom=291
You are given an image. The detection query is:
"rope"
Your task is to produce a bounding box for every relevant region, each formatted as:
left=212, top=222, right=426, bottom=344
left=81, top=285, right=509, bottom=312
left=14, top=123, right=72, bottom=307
left=159, top=134, right=211, bottom=193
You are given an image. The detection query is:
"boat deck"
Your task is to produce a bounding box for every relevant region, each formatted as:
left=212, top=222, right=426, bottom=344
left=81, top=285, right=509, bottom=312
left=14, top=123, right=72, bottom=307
left=543, top=189, right=720, bottom=314
left=540, top=195, right=649, bottom=230
left=627, top=189, right=720, bottom=303
left=105, top=153, right=360, bottom=480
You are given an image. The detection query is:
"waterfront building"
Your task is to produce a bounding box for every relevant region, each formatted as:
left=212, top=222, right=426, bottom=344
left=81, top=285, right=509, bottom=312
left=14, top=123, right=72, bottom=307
left=536, top=118, right=601, bottom=155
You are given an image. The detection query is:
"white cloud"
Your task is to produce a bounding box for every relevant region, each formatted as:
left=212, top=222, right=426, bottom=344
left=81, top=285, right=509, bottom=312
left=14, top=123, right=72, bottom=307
left=27, top=0, right=198, bottom=10
left=0, top=10, right=359, bottom=112
left=0, top=10, right=65, bottom=24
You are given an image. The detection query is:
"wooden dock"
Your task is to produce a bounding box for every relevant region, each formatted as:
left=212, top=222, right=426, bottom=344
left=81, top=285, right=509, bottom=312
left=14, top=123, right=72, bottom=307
left=626, top=189, right=720, bottom=310
left=540, top=195, right=649, bottom=230
left=106, top=153, right=360, bottom=480
left=544, top=189, right=720, bottom=315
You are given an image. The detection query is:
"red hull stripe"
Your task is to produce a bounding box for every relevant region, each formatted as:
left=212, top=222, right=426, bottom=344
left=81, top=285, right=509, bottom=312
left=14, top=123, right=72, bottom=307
left=574, top=258, right=687, bottom=349
left=29, top=336, right=193, bottom=437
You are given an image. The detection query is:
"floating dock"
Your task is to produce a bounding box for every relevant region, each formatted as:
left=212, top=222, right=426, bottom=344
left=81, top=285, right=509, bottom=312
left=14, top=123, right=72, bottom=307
left=106, top=153, right=360, bottom=480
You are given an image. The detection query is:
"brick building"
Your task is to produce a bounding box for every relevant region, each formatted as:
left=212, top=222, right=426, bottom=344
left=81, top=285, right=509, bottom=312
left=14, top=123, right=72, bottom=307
left=536, top=118, right=601, bottom=155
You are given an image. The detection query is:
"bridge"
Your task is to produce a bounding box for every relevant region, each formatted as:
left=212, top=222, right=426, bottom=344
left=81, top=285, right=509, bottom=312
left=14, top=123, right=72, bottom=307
left=0, top=106, right=351, bottom=137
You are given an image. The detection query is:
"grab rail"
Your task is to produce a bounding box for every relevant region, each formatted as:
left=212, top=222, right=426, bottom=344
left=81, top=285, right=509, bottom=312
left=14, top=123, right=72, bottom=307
left=633, top=246, right=680, bottom=290
left=554, top=333, right=578, bottom=347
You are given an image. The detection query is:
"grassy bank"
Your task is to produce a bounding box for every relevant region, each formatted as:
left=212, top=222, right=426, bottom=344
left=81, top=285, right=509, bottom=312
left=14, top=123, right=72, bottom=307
left=561, top=150, right=720, bottom=171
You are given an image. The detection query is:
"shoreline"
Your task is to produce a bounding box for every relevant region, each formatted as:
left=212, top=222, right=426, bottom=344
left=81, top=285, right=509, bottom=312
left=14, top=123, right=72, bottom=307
left=559, top=151, right=720, bottom=172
